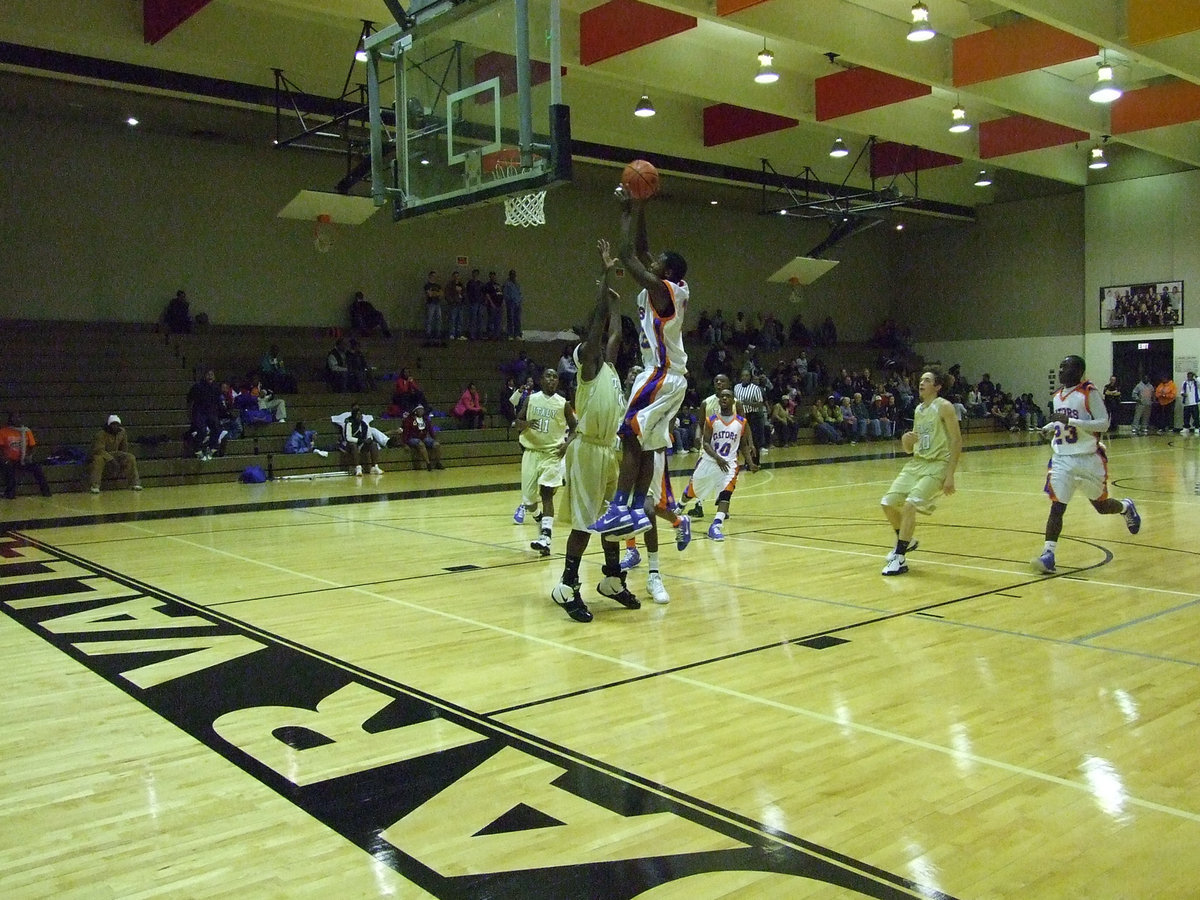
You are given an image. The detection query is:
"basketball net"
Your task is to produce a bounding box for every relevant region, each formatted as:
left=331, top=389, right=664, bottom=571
left=787, top=275, right=802, bottom=303
left=503, top=190, right=546, bottom=227
left=313, top=214, right=335, bottom=253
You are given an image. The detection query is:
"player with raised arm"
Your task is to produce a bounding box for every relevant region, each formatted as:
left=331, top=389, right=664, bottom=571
left=1032, top=355, right=1140, bottom=574
left=588, top=184, right=689, bottom=538
left=550, top=240, right=640, bottom=622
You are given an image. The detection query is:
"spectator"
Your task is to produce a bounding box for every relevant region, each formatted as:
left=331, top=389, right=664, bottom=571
left=445, top=271, right=466, bottom=340
left=423, top=270, right=443, bottom=342
left=1102, top=376, right=1122, bottom=434
left=809, top=396, right=843, bottom=444
left=390, top=368, right=428, bottom=415
left=326, top=337, right=350, bottom=392
left=770, top=397, right=797, bottom=447
left=1181, top=371, right=1199, bottom=436
left=398, top=403, right=444, bottom=470
left=88, top=415, right=142, bottom=493
left=503, top=269, right=523, bottom=339
left=815, top=315, right=837, bottom=348
left=259, top=344, right=298, bottom=394
left=1, top=411, right=52, bottom=498
left=465, top=268, right=485, bottom=340
left=695, top=309, right=713, bottom=344
left=869, top=392, right=895, bottom=438
left=1153, top=373, right=1177, bottom=433
left=349, top=290, right=391, bottom=337
left=452, top=382, right=486, bottom=429
left=249, top=374, right=287, bottom=423
left=164, top=289, right=193, bottom=334
left=217, top=380, right=243, bottom=444
left=556, top=343, right=578, bottom=398
left=850, top=392, right=876, bottom=441
left=789, top=314, right=812, bottom=347
left=336, top=405, right=383, bottom=476
left=345, top=338, right=371, bottom=392
left=283, top=421, right=329, bottom=457
left=484, top=271, right=503, bottom=340
left=1131, top=374, right=1154, bottom=435
left=703, top=342, right=734, bottom=380
left=709, top=309, right=726, bottom=345
left=187, top=369, right=224, bottom=460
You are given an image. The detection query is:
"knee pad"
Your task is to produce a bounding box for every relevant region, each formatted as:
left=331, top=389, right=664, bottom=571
left=717, top=490, right=733, bottom=504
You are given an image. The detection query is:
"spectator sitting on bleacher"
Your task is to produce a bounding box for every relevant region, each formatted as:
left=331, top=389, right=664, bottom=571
left=346, top=339, right=372, bottom=392
left=1, top=411, right=52, bottom=499
left=249, top=375, right=287, bottom=423
left=350, top=290, right=391, bottom=337
left=187, top=369, right=224, bottom=460
left=218, top=380, right=243, bottom=442
left=396, top=404, right=444, bottom=471
left=809, top=397, right=844, bottom=445
left=870, top=392, right=895, bottom=438
left=259, top=344, right=298, bottom=394
left=390, top=368, right=428, bottom=416
left=326, top=338, right=350, bottom=392
left=335, top=405, right=383, bottom=476
left=283, top=421, right=328, bottom=457
left=453, top=382, right=486, bottom=429
left=89, top=415, right=142, bottom=493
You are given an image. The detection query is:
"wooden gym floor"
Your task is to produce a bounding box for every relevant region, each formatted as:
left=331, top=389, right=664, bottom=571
left=2, top=430, right=1198, bottom=899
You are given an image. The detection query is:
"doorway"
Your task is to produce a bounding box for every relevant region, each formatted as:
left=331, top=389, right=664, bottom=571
left=1111, top=338, right=1173, bottom=426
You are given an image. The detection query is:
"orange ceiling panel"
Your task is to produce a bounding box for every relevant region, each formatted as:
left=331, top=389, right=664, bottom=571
left=953, top=20, right=1096, bottom=86
left=815, top=67, right=929, bottom=121
left=703, top=103, right=798, bottom=147
left=1128, top=0, right=1200, bottom=45
left=579, top=0, right=697, bottom=66
left=978, top=114, right=1088, bottom=158
left=1111, top=80, right=1200, bottom=133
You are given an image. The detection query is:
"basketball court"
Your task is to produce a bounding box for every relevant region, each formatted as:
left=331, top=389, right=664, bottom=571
left=3, top=432, right=1198, bottom=897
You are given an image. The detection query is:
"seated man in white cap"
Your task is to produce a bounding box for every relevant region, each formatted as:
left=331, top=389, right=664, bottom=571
left=89, top=415, right=142, bottom=493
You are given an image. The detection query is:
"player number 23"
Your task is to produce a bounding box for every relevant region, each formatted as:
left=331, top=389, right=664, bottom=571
left=1053, top=424, right=1078, bottom=444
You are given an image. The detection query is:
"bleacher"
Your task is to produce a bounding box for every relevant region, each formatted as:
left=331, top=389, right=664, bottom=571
left=1, top=320, right=532, bottom=495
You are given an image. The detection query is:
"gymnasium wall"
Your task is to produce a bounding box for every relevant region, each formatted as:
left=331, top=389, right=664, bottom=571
left=907, top=170, right=1200, bottom=399
left=0, top=107, right=896, bottom=344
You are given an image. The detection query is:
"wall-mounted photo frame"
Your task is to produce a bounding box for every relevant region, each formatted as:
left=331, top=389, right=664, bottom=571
left=1100, top=280, right=1183, bottom=329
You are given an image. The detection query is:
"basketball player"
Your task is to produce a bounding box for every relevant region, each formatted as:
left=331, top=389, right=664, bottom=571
left=552, top=240, right=640, bottom=622
left=684, top=373, right=754, bottom=520
left=589, top=186, right=689, bottom=538
left=1032, top=355, right=1141, bottom=574
left=678, top=388, right=756, bottom=541
left=880, top=368, right=961, bottom=575
left=517, top=368, right=575, bottom=556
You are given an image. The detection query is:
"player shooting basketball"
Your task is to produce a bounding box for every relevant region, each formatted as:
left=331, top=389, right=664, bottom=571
left=589, top=178, right=690, bottom=539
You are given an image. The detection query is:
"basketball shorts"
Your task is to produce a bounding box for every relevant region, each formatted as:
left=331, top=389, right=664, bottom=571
left=561, top=439, right=619, bottom=531
left=520, top=447, right=565, bottom=505
left=686, top=454, right=739, bottom=502
left=881, top=457, right=948, bottom=511
left=1044, top=449, right=1109, bottom=504
left=621, top=368, right=687, bottom=452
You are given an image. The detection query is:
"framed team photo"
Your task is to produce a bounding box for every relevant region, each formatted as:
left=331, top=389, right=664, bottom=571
left=1100, top=280, right=1184, bottom=329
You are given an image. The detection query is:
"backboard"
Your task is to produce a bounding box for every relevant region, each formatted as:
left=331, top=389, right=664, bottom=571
left=364, top=0, right=571, bottom=222
left=768, top=256, right=841, bottom=285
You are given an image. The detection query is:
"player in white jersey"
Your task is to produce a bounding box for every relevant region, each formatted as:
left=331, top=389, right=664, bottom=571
left=684, top=373, right=754, bottom=520
left=678, top=389, right=757, bottom=541
left=1033, top=355, right=1141, bottom=574
left=551, top=240, right=641, bottom=622
left=589, top=186, right=689, bottom=539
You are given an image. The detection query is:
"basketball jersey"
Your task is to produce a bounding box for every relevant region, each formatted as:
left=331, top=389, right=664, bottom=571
left=637, top=279, right=689, bottom=375
left=707, top=412, right=745, bottom=464
left=572, top=348, right=624, bottom=450
left=519, top=390, right=568, bottom=450
left=912, top=398, right=950, bottom=462
left=1048, top=381, right=1103, bottom=456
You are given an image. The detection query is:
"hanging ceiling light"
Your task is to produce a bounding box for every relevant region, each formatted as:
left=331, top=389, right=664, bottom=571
left=634, top=94, right=656, bottom=118
left=907, top=2, right=935, bottom=42
left=829, top=137, right=849, bottom=158
left=974, top=169, right=993, bottom=187
left=754, top=42, right=779, bottom=84
left=1088, top=145, right=1108, bottom=169
left=949, top=103, right=971, bottom=133
left=1089, top=53, right=1123, bottom=103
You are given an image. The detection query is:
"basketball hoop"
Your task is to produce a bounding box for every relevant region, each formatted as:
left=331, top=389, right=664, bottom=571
left=504, top=190, right=546, bottom=227
left=787, top=275, right=802, bottom=303
left=313, top=214, right=335, bottom=253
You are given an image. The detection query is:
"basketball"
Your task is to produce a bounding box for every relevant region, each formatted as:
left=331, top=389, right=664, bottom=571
left=621, top=159, right=659, bottom=200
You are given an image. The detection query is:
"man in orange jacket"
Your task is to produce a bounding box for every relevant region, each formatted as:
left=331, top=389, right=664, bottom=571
left=1153, top=373, right=1178, bottom=434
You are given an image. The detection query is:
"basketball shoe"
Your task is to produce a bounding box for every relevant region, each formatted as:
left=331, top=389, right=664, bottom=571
left=530, top=533, right=551, bottom=556
left=619, top=547, right=641, bottom=570
left=551, top=582, right=592, bottom=623
left=646, top=572, right=669, bottom=604
left=1122, top=499, right=1141, bottom=534
left=597, top=574, right=641, bottom=609
left=881, top=554, right=908, bottom=575
left=885, top=539, right=918, bottom=562
left=707, top=519, right=724, bottom=541
left=674, top=515, right=692, bottom=551
left=1032, top=550, right=1056, bottom=574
